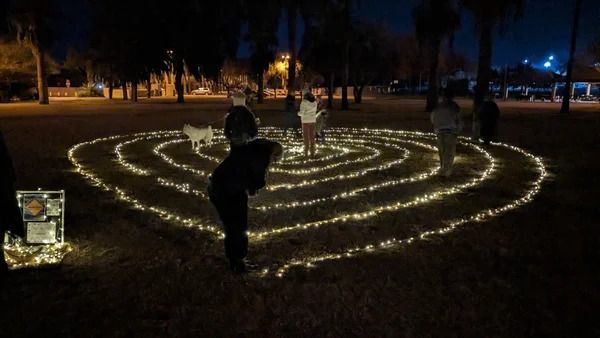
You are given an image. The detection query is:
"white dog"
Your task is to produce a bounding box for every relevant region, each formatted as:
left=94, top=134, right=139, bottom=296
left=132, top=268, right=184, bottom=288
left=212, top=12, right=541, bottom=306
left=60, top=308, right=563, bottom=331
left=183, top=124, right=213, bottom=150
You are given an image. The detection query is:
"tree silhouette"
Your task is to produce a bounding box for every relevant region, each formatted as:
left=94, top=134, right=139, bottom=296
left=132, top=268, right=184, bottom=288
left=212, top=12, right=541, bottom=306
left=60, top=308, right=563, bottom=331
left=461, top=0, right=524, bottom=134
left=245, top=0, right=280, bottom=104
left=8, top=0, right=60, bottom=104
left=413, top=0, right=460, bottom=112
left=560, top=0, right=583, bottom=114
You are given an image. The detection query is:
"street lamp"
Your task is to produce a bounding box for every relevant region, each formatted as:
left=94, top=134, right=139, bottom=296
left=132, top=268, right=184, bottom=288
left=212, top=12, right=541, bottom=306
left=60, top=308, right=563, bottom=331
left=544, top=61, right=551, bottom=68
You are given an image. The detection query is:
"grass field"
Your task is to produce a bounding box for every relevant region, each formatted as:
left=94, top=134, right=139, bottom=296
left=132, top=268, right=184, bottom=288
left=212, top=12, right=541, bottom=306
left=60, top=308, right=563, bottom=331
left=0, top=96, right=598, bottom=336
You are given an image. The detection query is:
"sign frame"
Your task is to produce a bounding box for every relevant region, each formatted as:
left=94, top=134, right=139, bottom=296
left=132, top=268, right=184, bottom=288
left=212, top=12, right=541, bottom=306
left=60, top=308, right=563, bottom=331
left=15, top=190, right=65, bottom=245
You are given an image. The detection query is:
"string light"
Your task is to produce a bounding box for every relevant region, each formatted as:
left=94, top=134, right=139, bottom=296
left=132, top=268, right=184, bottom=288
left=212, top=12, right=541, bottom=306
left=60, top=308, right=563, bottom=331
left=4, top=240, right=72, bottom=269
left=68, top=128, right=547, bottom=279
left=272, top=137, right=548, bottom=277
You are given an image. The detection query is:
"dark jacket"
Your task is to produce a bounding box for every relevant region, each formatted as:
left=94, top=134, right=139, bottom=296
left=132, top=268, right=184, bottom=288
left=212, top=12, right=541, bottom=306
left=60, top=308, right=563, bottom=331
left=479, top=101, right=500, bottom=126
left=0, top=131, right=24, bottom=237
left=224, top=105, right=258, bottom=146
left=208, top=139, right=282, bottom=196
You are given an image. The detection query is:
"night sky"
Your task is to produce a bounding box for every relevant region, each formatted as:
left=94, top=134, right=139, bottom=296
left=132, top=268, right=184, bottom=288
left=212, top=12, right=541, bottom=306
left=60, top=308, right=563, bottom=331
left=56, top=0, right=600, bottom=69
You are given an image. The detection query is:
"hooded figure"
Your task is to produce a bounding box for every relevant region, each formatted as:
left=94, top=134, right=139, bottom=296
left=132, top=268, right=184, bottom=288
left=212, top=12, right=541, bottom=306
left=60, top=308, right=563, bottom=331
left=207, top=138, right=283, bottom=273
left=224, top=105, right=259, bottom=147
left=478, top=100, right=500, bottom=145
left=0, top=131, right=24, bottom=274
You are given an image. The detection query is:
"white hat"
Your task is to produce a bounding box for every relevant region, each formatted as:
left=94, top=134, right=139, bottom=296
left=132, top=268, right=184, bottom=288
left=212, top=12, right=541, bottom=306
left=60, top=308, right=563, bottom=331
left=232, top=92, right=246, bottom=106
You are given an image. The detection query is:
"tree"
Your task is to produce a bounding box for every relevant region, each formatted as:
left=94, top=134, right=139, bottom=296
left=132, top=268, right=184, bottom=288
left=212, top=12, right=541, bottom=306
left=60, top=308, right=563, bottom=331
left=461, top=0, right=524, bottom=135
left=299, top=0, right=346, bottom=108
left=0, top=40, right=37, bottom=82
left=413, top=0, right=460, bottom=112
left=349, top=22, right=400, bottom=103
left=165, top=1, right=243, bottom=103
left=245, top=0, right=280, bottom=104
left=8, top=0, right=60, bottom=104
left=89, top=0, right=167, bottom=103
left=590, top=36, right=600, bottom=65
left=560, top=0, right=583, bottom=114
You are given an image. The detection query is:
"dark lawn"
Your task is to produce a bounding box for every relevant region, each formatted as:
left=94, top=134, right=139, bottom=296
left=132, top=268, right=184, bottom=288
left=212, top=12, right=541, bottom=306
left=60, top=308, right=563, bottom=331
left=0, top=97, right=598, bottom=337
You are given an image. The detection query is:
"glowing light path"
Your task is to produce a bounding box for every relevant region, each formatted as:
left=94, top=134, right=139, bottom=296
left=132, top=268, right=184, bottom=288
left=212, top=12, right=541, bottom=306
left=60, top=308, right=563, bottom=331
left=67, top=128, right=547, bottom=278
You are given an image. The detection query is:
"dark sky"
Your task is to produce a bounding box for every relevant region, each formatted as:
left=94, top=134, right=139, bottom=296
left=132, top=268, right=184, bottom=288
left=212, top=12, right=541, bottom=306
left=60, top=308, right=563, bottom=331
left=354, top=0, right=600, bottom=68
left=57, top=0, right=600, bottom=69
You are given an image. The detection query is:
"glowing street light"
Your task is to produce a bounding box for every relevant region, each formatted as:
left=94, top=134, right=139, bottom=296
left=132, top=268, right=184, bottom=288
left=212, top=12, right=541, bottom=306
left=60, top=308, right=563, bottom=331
left=544, top=61, right=551, bottom=68
left=548, top=55, right=554, bottom=61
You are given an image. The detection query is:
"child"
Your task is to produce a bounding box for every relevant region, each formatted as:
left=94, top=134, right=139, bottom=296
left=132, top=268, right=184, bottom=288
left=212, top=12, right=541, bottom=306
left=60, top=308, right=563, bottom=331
left=283, top=94, right=300, bottom=138
left=297, top=90, right=318, bottom=157
left=430, top=89, right=463, bottom=177
left=315, top=96, right=328, bottom=142
left=207, top=138, right=283, bottom=273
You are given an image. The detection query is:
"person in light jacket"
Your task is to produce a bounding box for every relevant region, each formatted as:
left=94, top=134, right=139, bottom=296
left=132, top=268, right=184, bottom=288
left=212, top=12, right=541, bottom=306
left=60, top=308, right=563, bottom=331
left=431, top=89, right=463, bottom=177
left=298, top=90, right=318, bottom=157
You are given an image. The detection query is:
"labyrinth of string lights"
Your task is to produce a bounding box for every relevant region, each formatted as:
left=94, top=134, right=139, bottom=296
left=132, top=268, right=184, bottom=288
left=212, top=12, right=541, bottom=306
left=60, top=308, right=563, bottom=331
left=67, top=127, right=548, bottom=277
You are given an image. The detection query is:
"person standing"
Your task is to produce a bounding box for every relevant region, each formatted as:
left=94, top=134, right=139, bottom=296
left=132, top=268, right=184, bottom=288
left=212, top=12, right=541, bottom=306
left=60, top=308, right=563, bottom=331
left=207, top=138, right=282, bottom=273
left=298, top=90, right=318, bottom=157
left=283, top=94, right=300, bottom=138
left=0, top=130, right=24, bottom=275
left=431, top=89, right=463, bottom=177
left=478, top=100, right=500, bottom=145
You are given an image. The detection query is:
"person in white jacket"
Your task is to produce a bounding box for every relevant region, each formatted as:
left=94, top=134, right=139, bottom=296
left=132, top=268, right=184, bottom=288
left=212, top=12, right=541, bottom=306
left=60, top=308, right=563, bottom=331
left=298, top=90, right=318, bottom=157
left=431, top=89, right=463, bottom=177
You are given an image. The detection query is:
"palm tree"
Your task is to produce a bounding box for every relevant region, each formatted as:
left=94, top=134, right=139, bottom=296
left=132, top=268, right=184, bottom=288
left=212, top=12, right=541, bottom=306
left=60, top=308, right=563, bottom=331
left=560, top=0, right=583, bottom=114
left=461, top=0, right=524, bottom=137
left=8, top=0, right=59, bottom=104
left=413, top=0, right=460, bottom=112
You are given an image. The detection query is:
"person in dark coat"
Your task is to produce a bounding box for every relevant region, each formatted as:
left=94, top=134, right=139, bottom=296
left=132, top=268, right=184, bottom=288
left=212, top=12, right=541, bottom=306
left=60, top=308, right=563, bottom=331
left=224, top=105, right=259, bottom=147
left=478, top=100, right=501, bottom=145
left=0, top=130, right=24, bottom=275
left=207, top=138, right=282, bottom=273
left=283, top=95, right=300, bottom=138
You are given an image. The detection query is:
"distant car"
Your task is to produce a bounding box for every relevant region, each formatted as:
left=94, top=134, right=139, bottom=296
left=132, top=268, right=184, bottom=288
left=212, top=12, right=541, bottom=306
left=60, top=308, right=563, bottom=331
left=191, top=87, right=212, bottom=95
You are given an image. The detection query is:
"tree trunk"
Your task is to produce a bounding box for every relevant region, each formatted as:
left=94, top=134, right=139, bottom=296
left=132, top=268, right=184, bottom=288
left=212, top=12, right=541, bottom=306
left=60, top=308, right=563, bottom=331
left=147, top=74, right=152, bottom=99
left=257, top=72, right=265, bottom=104
left=561, top=0, right=582, bottom=114
left=108, top=67, right=113, bottom=99
left=34, top=46, right=49, bottom=104
left=425, top=38, right=441, bottom=112
left=341, top=0, right=350, bottom=110
left=174, top=56, right=185, bottom=103
left=122, top=82, right=128, bottom=101
left=287, top=2, right=297, bottom=95
left=131, top=82, right=138, bottom=103
left=472, top=22, right=493, bottom=139
left=353, top=85, right=365, bottom=104
left=328, top=72, right=334, bottom=108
